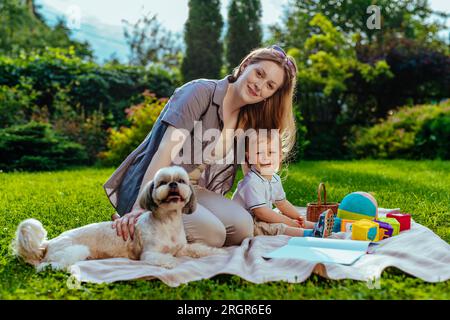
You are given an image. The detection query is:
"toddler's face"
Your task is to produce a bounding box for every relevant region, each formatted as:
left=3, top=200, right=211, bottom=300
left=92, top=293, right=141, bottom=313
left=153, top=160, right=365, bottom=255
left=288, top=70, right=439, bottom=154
left=247, top=135, right=281, bottom=176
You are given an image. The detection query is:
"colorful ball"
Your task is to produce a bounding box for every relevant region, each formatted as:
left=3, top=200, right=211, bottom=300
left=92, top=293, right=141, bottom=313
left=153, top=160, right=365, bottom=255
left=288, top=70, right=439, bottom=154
left=337, top=192, right=378, bottom=221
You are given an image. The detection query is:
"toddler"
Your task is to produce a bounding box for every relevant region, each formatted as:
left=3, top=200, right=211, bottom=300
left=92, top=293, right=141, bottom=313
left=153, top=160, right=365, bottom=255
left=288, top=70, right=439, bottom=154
left=232, top=130, right=334, bottom=238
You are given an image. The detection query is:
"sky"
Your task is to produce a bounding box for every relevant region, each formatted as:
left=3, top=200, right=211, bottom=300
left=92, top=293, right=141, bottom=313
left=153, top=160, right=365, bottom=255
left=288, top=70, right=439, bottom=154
left=35, top=0, right=449, bottom=63
left=36, top=0, right=287, bottom=32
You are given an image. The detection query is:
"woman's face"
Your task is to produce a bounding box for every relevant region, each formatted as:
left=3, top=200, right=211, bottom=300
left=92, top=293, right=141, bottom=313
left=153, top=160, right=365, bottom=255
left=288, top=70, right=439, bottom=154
left=236, top=60, right=285, bottom=105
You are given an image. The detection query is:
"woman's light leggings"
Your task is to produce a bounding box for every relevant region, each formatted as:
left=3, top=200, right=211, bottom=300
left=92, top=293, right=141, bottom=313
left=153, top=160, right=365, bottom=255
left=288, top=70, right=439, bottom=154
left=182, top=187, right=254, bottom=247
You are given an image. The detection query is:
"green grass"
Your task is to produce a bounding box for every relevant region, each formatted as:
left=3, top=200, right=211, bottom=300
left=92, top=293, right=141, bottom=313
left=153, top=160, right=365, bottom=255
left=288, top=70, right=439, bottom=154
left=1, top=160, right=449, bottom=299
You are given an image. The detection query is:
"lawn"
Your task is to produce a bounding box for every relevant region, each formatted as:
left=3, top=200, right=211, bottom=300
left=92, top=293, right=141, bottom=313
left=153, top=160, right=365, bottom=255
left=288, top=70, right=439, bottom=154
left=0, top=160, right=449, bottom=299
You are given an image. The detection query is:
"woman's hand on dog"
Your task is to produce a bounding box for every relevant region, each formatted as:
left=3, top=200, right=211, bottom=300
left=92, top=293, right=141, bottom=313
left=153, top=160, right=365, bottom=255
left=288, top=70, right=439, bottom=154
left=111, top=209, right=145, bottom=241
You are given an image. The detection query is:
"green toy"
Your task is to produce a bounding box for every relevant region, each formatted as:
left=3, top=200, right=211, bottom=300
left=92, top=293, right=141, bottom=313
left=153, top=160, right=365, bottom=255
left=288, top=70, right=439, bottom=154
left=377, top=217, right=400, bottom=236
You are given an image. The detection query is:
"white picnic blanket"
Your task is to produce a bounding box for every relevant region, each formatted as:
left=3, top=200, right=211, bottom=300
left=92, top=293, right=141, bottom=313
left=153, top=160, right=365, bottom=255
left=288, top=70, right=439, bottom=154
left=69, top=208, right=450, bottom=286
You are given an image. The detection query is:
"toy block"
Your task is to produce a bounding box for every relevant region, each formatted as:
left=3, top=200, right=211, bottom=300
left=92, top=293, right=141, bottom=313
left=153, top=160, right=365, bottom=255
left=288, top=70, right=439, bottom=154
left=374, top=219, right=394, bottom=239
left=387, top=212, right=411, bottom=231
left=377, top=217, right=400, bottom=236
left=351, top=219, right=379, bottom=241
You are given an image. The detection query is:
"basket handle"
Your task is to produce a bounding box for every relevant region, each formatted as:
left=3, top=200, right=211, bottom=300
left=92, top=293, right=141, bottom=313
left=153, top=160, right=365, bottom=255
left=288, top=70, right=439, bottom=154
left=317, top=182, right=327, bottom=205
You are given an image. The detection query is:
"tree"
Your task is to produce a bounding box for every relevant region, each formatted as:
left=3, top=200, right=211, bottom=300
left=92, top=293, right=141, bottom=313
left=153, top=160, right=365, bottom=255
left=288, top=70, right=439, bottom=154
left=269, top=0, right=446, bottom=51
left=295, top=14, right=394, bottom=159
left=181, top=0, right=223, bottom=82
left=298, top=14, right=393, bottom=97
left=0, top=0, right=92, bottom=58
left=122, top=11, right=182, bottom=69
left=267, top=0, right=449, bottom=160
left=225, top=0, right=263, bottom=72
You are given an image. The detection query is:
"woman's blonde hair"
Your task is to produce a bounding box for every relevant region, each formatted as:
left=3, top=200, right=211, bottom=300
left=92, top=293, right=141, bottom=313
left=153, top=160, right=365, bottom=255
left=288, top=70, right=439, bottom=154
left=228, top=46, right=298, bottom=163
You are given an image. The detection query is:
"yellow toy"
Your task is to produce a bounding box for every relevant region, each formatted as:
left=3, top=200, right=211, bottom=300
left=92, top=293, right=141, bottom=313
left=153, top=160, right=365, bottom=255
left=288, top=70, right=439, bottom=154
left=351, top=219, right=380, bottom=241
left=377, top=217, right=400, bottom=236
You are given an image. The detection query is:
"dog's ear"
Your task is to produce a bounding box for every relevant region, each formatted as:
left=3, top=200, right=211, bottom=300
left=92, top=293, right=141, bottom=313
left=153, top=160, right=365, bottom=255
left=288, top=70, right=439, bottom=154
left=182, top=185, right=197, bottom=214
left=138, top=181, right=157, bottom=212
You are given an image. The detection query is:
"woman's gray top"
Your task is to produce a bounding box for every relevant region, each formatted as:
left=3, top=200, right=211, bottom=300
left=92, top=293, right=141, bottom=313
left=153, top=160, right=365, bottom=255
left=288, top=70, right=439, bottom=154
left=103, top=75, right=240, bottom=215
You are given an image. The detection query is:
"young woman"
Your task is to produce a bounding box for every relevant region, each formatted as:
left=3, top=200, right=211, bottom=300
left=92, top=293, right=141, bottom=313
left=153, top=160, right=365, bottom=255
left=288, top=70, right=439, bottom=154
left=106, top=45, right=298, bottom=247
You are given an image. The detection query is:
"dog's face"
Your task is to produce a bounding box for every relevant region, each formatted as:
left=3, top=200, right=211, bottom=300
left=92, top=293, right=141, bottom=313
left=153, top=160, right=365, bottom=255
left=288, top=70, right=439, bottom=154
left=138, top=166, right=196, bottom=214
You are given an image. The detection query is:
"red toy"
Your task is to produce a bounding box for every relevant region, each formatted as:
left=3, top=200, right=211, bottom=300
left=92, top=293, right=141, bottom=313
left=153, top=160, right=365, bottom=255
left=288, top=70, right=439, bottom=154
left=387, top=212, right=411, bottom=231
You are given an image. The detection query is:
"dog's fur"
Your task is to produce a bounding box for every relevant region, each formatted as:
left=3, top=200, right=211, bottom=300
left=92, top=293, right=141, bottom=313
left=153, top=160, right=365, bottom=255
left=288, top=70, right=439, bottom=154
left=12, top=166, right=226, bottom=271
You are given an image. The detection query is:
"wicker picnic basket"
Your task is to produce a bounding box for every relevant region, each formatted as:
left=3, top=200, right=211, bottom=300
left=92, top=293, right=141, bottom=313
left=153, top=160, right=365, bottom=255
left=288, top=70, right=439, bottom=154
left=306, top=182, right=339, bottom=222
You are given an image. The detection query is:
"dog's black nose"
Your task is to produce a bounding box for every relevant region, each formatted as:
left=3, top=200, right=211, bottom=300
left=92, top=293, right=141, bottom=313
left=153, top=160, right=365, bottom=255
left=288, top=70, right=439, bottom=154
left=169, top=182, right=177, bottom=189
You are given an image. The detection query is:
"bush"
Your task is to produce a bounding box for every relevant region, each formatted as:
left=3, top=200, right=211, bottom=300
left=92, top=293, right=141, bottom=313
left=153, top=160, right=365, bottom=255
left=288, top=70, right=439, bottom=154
left=0, top=81, right=39, bottom=127
left=99, top=91, right=167, bottom=166
left=0, top=48, right=179, bottom=127
left=415, top=112, right=450, bottom=159
left=53, top=107, right=107, bottom=165
left=350, top=100, right=450, bottom=159
left=356, top=38, right=450, bottom=119
left=0, top=48, right=180, bottom=164
left=0, top=122, right=88, bottom=171
left=49, top=88, right=107, bottom=164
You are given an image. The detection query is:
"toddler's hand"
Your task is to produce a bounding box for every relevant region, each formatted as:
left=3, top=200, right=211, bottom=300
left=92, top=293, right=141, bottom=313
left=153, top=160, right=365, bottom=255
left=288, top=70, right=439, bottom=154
left=296, top=216, right=305, bottom=228
left=291, top=218, right=303, bottom=228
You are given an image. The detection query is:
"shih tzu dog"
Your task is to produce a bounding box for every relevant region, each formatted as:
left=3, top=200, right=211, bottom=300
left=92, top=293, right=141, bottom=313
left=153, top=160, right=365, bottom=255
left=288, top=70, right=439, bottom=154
left=13, top=166, right=227, bottom=271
